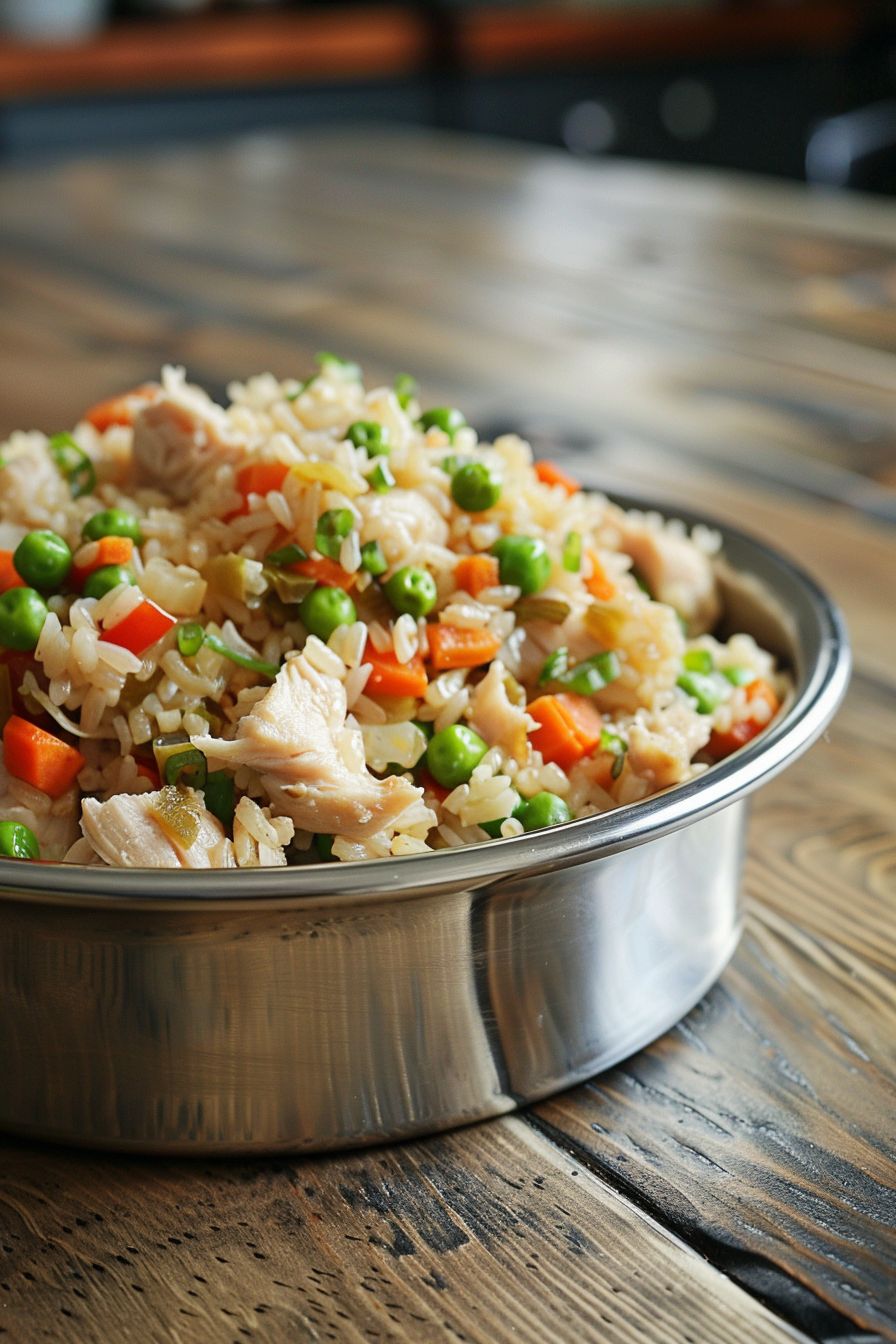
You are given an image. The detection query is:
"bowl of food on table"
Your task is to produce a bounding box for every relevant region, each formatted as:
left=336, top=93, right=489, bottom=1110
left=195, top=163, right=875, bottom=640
left=0, top=356, right=849, bottom=1153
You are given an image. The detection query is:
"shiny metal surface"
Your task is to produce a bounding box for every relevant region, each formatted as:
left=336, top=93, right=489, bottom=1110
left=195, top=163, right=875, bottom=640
left=0, top=500, right=850, bottom=1152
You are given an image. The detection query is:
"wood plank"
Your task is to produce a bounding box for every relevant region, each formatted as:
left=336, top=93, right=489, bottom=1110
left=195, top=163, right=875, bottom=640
left=0, top=6, right=427, bottom=100
left=0, top=1117, right=809, bottom=1344
left=530, top=674, right=896, bottom=1342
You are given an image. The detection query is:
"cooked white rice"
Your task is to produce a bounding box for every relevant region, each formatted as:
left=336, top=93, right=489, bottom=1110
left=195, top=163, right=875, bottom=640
left=0, top=358, right=787, bottom=867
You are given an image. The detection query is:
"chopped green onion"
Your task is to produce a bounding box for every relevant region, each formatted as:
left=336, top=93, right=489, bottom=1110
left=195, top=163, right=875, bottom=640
left=360, top=540, right=388, bottom=577
left=204, top=631, right=280, bottom=681
left=0, top=819, right=40, bottom=861
left=394, top=373, right=417, bottom=409
left=367, top=460, right=395, bottom=493
left=539, top=647, right=569, bottom=685
left=203, top=770, right=235, bottom=832
left=683, top=648, right=714, bottom=674
left=48, top=432, right=96, bottom=499
left=177, top=622, right=205, bottom=657
left=266, top=543, right=307, bottom=568
left=315, top=508, right=354, bottom=560
left=316, top=351, right=361, bottom=380
left=164, top=747, right=208, bottom=792
left=515, top=596, right=571, bottom=625
left=723, top=665, right=757, bottom=687
left=558, top=650, right=621, bottom=696
left=677, top=670, right=725, bottom=715
left=600, top=728, right=628, bottom=779
left=441, top=454, right=470, bottom=476
left=562, top=531, right=582, bottom=573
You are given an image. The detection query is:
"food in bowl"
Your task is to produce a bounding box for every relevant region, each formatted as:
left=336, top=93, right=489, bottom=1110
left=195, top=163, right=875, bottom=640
left=0, top=357, right=785, bottom=868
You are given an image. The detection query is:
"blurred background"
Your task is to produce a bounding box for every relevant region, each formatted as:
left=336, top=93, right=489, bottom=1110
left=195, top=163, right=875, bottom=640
left=1, top=0, right=896, bottom=192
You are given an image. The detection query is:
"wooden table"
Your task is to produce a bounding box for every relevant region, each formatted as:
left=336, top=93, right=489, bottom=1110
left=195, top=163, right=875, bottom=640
left=0, top=130, right=893, bottom=1344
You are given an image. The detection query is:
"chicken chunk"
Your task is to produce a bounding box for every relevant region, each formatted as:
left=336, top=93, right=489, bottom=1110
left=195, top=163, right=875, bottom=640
left=618, top=518, right=720, bottom=635
left=194, top=655, right=423, bottom=840
left=80, top=789, right=235, bottom=868
left=468, top=660, right=533, bottom=765
left=132, top=397, right=244, bottom=503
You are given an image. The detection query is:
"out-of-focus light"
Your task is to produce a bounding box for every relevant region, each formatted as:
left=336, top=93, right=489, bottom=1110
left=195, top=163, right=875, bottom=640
left=561, top=101, right=617, bottom=156
left=660, top=79, right=716, bottom=141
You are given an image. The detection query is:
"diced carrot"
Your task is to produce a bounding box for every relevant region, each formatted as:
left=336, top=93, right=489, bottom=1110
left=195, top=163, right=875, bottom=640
left=454, top=554, right=499, bottom=598
left=83, top=383, right=159, bottom=432
left=534, top=460, right=581, bottom=495
left=363, top=642, right=428, bottom=698
left=2, top=714, right=85, bottom=799
left=584, top=550, right=615, bottom=602
left=708, top=678, right=780, bottom=760
left=70, top=536, right=134, bottom=588
left=0, top=550, right=25, bottom=594
left=293, top=556, right=358, bottom=590
left=428, top=624, right=502, bottom=672
left=418, top=768, right=450, bottom=805
left=226, top=461, right=290, bottom=518
left=527, top=692, right=603, bottom=771
left=100, top=599, right=176, bottom=656
left=136, top=760, right=161, bottom=789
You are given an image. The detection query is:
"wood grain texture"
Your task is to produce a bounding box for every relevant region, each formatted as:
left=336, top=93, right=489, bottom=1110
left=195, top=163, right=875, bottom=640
left=533, top=674, right=896, bottom=1341
left=0, top=129, right=893, bottom=1344
left=0, top=1117, right=811, bottom=1344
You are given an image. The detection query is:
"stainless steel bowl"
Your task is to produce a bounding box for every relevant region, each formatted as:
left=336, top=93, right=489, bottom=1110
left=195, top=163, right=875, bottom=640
left=0, top=498, right=850, bottom=1153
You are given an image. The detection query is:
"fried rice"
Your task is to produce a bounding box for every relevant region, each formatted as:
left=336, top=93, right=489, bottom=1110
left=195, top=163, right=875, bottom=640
left=0, top=357, right=787, bottom=869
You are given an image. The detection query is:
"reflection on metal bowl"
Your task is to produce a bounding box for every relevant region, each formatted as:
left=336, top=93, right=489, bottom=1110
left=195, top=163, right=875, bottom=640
left=0, top=496, right=850, bottom=1153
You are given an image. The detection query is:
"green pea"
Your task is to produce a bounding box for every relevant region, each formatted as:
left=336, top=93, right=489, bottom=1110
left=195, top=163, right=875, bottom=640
left=82, top=508, right=142, bottom=544
left=13, top=530, right=72, bottom=591
left=300, top=585, right=357, bottom=642
left=451, top=461, right=501, bottom=513
left=360, top=540, right=388, bottom=576
left=517, top=792, right=572, bottom=832
left=491, top=535, right=551, bottom=596
left=683, top=648, right=714, bottom=674
left=83, top=565, right=137, bottom=600
left=383, top=566, right=437, bottom=619
left=0, top=587, right=49, bottom=651
left=426, top=724, right=488, bottom=790
left=677, top=670, right=725, bottom=715
left=315, top=509, right=354, bottom=561
left=418, top=407, right=466, bottom=441
left=480, top=793, right=524, bottom=839
left=347, top=420, right=390, bottom=457
left=0, top=819, right=40, bottom=861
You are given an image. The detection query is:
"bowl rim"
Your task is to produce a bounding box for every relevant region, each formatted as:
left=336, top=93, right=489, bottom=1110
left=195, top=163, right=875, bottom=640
left=0, top=490, right=851, bottom=911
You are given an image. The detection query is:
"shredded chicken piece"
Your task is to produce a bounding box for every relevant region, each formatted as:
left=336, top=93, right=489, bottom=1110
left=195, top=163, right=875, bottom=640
left=80, top=789, right=235, bottom=868
left=468, top=661, right=532, bottom=765
left=132, top=397, right=244, bottom=503
left=618, top=518, right=720, bottom=635
left=193, top=655, right=423, bottom=840
left=626, top=701, right=712, bottom=792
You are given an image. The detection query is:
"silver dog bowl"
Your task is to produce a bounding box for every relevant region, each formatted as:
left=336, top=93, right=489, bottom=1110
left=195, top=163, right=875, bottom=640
left=0, top=497, right=849, bottom=1153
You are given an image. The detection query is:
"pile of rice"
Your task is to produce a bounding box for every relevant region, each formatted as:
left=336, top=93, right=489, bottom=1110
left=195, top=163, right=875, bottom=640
left=0, top=358, right=786, bottom=868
